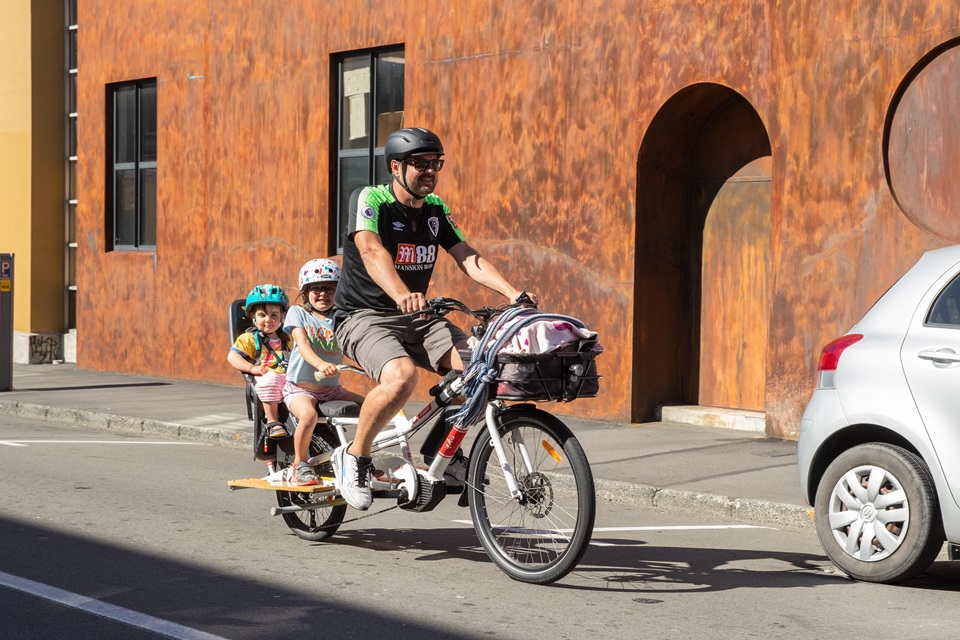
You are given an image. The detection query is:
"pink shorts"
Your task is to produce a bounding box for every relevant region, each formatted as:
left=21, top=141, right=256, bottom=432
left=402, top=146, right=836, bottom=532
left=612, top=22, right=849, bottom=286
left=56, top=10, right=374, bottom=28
left=282, top=379, right=352, bottom=409
left=254, top=371, right=286, bottom=403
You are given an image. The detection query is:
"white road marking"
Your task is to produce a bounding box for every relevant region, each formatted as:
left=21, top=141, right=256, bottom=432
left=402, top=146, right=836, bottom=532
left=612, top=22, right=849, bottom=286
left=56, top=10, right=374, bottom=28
left=452, top=521, right=773, bottom=532
left=0, top=441, right=207, bottom=447
left=0, top=570, right=230, bottom=640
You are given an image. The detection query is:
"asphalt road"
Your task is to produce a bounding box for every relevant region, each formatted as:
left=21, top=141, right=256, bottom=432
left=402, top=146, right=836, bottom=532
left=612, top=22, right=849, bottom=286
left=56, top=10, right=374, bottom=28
left=2, top=416, right=960, bottom=640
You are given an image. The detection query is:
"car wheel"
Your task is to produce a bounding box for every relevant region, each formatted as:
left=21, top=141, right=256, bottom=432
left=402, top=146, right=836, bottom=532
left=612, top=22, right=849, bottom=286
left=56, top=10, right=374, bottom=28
left=814, top=443, right=943, bottom=583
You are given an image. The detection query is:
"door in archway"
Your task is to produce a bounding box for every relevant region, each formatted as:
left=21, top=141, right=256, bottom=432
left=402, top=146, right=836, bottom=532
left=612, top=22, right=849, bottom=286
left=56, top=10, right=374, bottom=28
left=697, top=159, right=771, bottom=411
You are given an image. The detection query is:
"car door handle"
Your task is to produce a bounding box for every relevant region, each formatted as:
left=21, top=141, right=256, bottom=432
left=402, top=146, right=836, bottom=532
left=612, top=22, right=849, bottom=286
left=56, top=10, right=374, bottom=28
left=918, top=349, right=960, bottom=363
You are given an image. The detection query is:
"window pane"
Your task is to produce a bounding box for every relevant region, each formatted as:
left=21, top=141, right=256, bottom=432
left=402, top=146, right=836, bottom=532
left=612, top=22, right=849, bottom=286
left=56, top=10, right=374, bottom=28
left=139, top=167, right=157, bottom=247
left=374, top=52, right=404, bottom=148
left=68, top=76, right=76, bottom=113
left=68, top=30, right=77, bottom=70
left=68, top=119, right=76, bottom=157
left=928, top=275, right=960, bottom=326
left=374, top=151, right=390, bottom=185
left=114, top=169, right=136, bottom=246
left=140, top=82, right=157, bottom=162
left=115, top=86, right=137, bottom=164
left=338, top=155, right=370, bottom=248
left=340, top=55, right=370, bottom=150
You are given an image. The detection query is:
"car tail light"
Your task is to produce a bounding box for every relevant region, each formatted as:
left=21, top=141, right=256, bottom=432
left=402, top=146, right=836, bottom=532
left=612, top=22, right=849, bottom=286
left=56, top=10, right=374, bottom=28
left=816, top=334, right=863, bottom=388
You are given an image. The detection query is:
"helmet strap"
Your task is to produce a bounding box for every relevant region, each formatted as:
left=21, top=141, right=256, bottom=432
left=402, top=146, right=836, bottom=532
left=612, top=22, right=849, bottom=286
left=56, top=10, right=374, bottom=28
left=394, top=161, right=425, bottom=201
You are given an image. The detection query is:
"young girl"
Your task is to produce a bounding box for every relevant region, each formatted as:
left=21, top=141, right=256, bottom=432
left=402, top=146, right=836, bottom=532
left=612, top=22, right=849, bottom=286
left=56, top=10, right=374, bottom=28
left=282, top=258, right=364, bottom=486
left=226, top=284, right=292, bottom=439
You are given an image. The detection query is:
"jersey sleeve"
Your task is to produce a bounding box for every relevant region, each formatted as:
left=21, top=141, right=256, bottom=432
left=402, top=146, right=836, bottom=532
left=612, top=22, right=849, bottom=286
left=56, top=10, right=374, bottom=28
left=351, top=185, right=382, bottom=235
left=435, top=197, right=466, bottom=250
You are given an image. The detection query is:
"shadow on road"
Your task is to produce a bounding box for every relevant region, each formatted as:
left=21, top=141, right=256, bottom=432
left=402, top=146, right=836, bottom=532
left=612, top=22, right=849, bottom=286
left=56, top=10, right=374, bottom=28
left=0, top=516, right=481, bottom=640
left=315, top=524, right=960, bottom=594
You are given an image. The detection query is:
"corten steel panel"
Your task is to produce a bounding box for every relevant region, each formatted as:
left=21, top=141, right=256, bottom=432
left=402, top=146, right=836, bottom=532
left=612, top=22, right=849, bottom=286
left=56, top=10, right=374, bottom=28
left=74, top=1, right=960, bottom=433
left=765, top=4, right=959, bottom=438
left=699, top=166, right=771, bottom=412
left=887, top=42, right=960, bottom=242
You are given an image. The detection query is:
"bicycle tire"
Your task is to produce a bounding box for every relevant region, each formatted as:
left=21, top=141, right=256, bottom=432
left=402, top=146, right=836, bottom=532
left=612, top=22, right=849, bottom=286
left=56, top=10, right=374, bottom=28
left=276, top=425, right=346, bottom=541
left=466, top=406, right=595, bottom=584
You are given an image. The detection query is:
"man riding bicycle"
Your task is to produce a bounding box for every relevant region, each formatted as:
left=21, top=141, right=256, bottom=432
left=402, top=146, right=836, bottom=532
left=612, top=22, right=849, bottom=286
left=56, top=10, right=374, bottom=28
left=332, top=127, right=537, bottom=510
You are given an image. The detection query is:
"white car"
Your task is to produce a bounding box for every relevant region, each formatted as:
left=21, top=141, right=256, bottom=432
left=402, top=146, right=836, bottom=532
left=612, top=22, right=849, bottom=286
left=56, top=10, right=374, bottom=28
left=799, top=244, right=960, bottom=583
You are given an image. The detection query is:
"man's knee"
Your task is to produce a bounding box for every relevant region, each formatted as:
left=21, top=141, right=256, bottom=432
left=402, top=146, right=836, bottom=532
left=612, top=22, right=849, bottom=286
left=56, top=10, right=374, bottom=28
left=379, top=358, right=418, bottom=395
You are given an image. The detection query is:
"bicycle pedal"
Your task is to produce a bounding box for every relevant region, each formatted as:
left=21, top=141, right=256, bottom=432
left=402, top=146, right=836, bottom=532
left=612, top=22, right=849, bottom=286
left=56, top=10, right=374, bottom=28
left=377, top=461, right=415, bottom=504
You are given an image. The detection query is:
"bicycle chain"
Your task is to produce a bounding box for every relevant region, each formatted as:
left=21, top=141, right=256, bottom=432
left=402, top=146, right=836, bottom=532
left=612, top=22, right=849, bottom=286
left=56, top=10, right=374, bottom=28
left=295, top=480, right=481, bottom=530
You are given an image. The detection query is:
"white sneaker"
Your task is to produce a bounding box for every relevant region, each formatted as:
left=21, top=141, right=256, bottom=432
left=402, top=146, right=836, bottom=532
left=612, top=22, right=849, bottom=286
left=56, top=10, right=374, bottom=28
left=331, top=444, right=373, bottom=510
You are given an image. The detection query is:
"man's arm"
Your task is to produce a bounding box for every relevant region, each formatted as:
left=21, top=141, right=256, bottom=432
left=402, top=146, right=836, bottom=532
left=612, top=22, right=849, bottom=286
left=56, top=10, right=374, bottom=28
left=448, top=241, right=531, bottom=303
left=355, top=230, right=427, bottom=313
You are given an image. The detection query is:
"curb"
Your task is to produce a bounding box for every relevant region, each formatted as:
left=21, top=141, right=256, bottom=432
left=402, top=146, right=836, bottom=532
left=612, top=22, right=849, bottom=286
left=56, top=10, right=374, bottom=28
left=0, top=399, right=814, bottom=531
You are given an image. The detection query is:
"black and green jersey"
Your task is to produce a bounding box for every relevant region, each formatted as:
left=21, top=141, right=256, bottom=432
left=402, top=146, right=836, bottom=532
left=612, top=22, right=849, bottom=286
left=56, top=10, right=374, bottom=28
left=336, top=183, right=466, bottom=313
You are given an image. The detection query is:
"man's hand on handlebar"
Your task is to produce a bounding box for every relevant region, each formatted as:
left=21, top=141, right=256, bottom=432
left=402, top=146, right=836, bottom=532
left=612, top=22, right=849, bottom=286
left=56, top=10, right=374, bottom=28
left=515, top=291, right=539, bottom=307
left=396, top=291, right=427, bottom=315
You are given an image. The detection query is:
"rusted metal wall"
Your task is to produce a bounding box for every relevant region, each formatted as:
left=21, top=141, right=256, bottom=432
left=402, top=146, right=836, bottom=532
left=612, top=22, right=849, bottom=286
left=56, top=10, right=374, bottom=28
left=76, top=1, right=960, bottom=435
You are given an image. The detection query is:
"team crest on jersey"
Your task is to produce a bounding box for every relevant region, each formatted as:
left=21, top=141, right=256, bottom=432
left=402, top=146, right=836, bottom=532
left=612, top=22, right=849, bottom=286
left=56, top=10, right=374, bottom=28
left=427, top=217, right=440, bottom=237
left=361, top=206, right=376, bottom=220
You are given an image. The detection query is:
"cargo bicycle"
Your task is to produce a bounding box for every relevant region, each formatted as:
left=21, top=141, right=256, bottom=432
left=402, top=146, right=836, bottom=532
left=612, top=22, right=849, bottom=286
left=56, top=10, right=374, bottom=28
left=229, top=296, right=602, bottom=584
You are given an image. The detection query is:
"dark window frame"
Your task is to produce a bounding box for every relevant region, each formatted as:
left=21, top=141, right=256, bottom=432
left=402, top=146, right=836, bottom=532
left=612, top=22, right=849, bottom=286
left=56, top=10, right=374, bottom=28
left=331, top=46, right=404, bottom=253
left=106, top=78, right=157, bottom=251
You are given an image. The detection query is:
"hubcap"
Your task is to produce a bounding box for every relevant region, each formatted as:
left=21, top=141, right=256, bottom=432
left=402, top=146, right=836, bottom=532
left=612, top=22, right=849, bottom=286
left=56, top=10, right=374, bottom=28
left=828, top=464, right=909, bottom=562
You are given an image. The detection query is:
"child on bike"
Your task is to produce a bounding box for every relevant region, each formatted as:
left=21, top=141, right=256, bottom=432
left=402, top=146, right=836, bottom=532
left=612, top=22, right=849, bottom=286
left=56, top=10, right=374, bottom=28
left=227, top=284, right=292, bottom=439
left=282, top=258, right=365, bottom=486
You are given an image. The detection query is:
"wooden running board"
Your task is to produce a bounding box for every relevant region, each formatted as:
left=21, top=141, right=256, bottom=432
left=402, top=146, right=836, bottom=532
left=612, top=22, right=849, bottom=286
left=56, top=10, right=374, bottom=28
left=228, top=477, right=337, bottom=493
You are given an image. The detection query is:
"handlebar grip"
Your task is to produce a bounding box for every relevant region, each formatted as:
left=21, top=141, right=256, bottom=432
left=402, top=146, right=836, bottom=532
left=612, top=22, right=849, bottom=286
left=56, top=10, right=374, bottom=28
left=313, top=365, right=344, bottom=381
left=516, top=291, right=536, bottom=306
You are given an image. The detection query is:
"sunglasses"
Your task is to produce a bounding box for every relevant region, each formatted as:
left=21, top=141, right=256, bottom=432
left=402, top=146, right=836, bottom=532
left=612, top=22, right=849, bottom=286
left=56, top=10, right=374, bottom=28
left=405, top=158, right=444, bottom=172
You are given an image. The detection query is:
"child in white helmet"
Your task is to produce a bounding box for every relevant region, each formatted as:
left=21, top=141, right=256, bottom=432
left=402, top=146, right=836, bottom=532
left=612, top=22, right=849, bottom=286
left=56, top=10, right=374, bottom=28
left=282, top=258, right=365, bottom=486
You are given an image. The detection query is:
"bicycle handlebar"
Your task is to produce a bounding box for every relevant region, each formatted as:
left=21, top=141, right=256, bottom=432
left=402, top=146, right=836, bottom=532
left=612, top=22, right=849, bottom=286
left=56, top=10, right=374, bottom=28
left=422, top=294, right=538, bottom=338
left=313, top=363, right=365, bottom=381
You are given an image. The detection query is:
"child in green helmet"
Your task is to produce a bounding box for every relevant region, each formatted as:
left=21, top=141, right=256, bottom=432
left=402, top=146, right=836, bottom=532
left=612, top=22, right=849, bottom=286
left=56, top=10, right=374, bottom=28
left=227, top=284, right=293, bottom=438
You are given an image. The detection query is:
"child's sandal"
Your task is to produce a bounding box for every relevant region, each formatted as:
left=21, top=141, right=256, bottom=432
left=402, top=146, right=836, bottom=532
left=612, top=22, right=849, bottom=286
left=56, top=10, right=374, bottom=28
left=266, top=421, right=288, bottom=439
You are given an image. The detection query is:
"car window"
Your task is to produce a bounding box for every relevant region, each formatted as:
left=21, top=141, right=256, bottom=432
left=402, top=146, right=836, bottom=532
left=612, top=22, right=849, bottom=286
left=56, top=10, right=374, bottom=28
left=926, top=272, right=960, bottom=327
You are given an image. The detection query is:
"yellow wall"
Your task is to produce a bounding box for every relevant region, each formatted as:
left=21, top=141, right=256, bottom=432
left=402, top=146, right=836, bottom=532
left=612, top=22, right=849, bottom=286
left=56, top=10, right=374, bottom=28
left=0, top=1, right=32, bottom=333
left=0, top=0, right=65, bottom=334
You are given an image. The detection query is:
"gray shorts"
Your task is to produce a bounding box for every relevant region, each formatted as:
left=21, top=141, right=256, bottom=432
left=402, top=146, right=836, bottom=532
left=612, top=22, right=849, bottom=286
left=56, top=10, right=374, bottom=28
left=336, top=309, right=469, bottom=383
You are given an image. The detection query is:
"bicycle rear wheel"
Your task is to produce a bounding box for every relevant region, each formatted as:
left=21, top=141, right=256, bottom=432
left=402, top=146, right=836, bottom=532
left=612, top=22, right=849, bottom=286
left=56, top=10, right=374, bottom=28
left=467, top=407, right=595, bottom=584
left=276, top=425, right=346, bottom=541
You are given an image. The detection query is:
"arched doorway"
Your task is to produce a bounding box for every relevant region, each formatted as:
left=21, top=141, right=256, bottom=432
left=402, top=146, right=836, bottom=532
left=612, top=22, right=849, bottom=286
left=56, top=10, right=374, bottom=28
left=632, top=84, right=772, bottom=422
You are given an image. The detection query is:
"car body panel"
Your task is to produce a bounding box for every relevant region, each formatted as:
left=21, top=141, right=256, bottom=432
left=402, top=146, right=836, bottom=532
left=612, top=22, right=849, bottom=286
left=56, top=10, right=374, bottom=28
left=901, top=264, right=960, bottom=513
left=798, top=244, right=960, bottom=542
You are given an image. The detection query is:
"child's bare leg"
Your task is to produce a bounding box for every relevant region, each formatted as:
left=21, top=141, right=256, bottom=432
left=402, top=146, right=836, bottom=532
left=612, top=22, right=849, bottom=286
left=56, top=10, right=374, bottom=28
left=288, top=395, right=318, bottom=464
left=263, top=401, right=280, bottom=424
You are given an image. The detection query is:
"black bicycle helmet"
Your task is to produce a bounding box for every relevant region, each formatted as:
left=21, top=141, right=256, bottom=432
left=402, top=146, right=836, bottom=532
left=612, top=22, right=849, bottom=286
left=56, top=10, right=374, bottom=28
left=384, top=127, right=444, bottom=164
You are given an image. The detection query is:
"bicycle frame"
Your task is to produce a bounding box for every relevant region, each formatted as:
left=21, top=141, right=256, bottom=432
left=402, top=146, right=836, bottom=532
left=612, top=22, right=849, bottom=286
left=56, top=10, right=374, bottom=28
left=307, top=369, right=526, bottom=502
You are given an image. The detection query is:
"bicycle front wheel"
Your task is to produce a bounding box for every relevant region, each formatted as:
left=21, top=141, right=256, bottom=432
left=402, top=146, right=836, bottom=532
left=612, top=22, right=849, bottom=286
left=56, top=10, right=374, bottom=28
left=467, top=407, right=595, bottom=584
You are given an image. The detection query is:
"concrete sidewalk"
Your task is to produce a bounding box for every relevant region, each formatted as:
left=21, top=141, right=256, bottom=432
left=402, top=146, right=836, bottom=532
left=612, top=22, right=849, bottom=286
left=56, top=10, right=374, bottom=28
left=0, top=363, right=813, bottom=530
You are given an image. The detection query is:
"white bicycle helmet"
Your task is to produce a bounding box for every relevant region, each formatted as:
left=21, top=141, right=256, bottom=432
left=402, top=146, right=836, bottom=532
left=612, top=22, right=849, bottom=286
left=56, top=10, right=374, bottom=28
left=298, top=258, right=341, bottom=290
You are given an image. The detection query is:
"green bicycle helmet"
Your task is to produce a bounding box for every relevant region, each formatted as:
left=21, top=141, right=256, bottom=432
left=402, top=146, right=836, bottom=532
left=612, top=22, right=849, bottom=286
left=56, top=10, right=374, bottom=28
left=245, top=284, right=289, bottom=312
